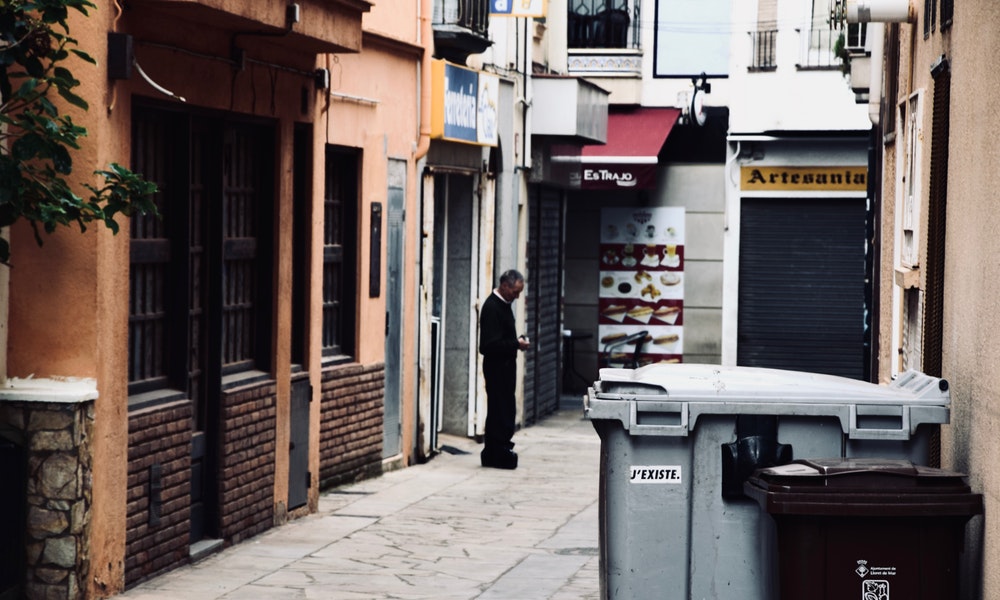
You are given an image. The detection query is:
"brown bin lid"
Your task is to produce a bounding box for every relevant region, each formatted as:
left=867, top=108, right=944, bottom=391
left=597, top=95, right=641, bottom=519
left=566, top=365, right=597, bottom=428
left=744, top=458, right=984, bottom=517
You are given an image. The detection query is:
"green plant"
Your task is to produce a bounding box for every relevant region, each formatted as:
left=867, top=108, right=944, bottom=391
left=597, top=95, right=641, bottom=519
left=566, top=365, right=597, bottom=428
left=0, top=0, right=157, bottom=264
left=833, top=31, right=851, bottom=76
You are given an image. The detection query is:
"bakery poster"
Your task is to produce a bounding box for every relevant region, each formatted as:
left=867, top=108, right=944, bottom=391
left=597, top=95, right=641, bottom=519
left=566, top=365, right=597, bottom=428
left=598, top=207, right=684, bottom=366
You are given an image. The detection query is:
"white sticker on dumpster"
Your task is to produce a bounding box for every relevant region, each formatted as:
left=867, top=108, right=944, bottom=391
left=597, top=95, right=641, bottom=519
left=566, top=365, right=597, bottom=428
left=629, top=466, right=682, bottom=483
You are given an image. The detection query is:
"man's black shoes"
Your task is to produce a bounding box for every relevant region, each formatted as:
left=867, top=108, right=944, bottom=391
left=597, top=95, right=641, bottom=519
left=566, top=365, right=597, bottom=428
left=481, top=448, right=518, bottom=470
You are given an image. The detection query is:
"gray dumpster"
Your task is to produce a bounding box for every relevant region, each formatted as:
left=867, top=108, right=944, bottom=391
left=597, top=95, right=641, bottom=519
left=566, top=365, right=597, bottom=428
left=584, top=364, right=950, bottom=600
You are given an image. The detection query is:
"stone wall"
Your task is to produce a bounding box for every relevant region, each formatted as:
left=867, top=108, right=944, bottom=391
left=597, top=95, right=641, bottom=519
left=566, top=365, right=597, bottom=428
left=0, top=385, right=95, bottom=600
left=319, top=362, right=384, bottom=488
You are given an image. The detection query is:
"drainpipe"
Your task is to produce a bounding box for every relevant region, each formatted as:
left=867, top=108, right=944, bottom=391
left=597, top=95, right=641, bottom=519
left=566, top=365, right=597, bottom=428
left=867, top=23, right=884, bottom=126
left=414, top=0, right=433, bottom=462
left=414, top=0, right=432, bottom=161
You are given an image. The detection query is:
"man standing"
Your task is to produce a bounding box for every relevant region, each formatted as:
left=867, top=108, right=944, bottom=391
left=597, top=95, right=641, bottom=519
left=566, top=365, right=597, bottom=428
left=479, top=269, right=531, bottom=469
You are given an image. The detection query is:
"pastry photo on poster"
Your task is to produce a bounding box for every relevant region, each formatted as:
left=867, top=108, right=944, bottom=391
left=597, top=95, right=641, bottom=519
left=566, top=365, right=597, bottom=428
left=598, top=207, right=685, bottom=366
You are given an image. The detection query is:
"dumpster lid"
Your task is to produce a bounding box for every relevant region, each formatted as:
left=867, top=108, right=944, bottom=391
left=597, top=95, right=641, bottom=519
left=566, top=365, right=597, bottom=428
left=744, top=458, right=984, bottom=517
left=593, top=364, right=949, bottom=406
left=750, top=458, right=965, bottom=489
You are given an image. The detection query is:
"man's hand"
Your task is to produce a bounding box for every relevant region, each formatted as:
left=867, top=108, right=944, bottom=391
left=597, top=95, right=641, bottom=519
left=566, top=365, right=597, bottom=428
left=518, top=335, right=531, bottom=351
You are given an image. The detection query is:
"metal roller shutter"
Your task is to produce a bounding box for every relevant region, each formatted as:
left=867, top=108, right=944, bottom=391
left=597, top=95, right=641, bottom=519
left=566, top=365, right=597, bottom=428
left=525, top=187, right=564, bottom=424
left=737, top=197, right=866, bottom=379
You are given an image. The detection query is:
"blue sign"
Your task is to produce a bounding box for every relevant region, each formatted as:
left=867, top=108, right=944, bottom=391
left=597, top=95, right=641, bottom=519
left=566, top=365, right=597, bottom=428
left=491, top=0, right=513, bottom=14
left=443, top=65, right=479, bottom=143
left=490, top=0, right=546, bottom=17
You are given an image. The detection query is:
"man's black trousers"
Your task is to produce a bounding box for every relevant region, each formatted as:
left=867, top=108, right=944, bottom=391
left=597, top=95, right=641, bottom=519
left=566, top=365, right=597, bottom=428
left=482, top=354, right=516, bottom=454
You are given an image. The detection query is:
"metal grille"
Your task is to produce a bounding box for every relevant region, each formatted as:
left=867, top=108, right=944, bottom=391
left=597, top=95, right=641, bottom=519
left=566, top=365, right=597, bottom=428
left=922, top=63, right=951, bottom=378
left=749, top=30, right=777, bottom=70
left=129, top=108, right=273, bottom=402
left=434, top=0, right=490, bottom=36
left=129, top=112, right=172, bottom=391
left=797, top=27, right=840, bottom=70
left=524, top=187, right=564, bottom=425
left=322, top=148, right=357, bottom=358
left=940, top=0, right=953, bottom=28
left=568, top=0, right=639, bottom=49
left=222, top=127, right=262, bottom=370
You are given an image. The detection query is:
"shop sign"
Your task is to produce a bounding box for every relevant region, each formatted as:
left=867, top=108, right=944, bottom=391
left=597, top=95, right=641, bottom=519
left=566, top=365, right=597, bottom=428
left=740, top=166, right=867, bottom=191
left=598, top=207, right=686, bottom=366
left=582, top=163, right=656, bottom=190
left=490, top=0, right=546, bottom=17
left=431, top=60, right=499, bottom=147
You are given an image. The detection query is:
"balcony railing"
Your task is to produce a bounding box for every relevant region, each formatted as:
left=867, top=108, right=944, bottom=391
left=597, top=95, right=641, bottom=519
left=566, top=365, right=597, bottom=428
left=748, top=29, right=778, bottom=71
left=433, top=0, right=490, bottom=37
left=796, top=27, right=840, bottom=70
left=568, top=0, right=640, bottom=49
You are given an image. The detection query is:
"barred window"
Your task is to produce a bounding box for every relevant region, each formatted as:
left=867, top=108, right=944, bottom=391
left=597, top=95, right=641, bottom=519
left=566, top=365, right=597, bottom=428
left=322, top=147, right=358, bottom=359
left=940, top=0, right=953, bottom=28
left=129, top=107, right=274, bottom=408
left=568, top=0, right=638, bottom=49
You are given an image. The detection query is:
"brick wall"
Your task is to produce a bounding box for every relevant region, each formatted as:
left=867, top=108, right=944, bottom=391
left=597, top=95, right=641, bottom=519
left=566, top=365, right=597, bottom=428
left=126, top=400, right=192, bottom=586
left=319, top=363, right=385, bottom=488
left=219, top=380, right=276, bottom=544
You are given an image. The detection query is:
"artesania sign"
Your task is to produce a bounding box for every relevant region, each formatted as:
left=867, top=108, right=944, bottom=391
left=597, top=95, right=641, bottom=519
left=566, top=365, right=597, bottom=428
left=740, top=166, right=867, bottom=191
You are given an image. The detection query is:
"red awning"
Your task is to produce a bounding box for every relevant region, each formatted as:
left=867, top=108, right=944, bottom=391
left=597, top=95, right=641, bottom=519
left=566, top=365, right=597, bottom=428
left=551, top=107, right=681, bottom=190
left=581, top=107, right=681, bottom=164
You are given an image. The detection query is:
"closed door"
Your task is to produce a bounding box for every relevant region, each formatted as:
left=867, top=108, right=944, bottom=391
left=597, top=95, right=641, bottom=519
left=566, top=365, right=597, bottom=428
left=130, top=107, right=274, bottom=543
left=383, top=160, right=406, bottom=458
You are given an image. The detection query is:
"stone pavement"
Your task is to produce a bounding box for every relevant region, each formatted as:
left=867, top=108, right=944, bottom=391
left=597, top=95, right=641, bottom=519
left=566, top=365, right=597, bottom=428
left=119, top=399, right=602, bottom=600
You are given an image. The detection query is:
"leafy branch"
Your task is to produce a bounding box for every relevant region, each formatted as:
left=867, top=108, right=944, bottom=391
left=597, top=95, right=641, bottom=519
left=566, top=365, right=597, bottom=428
left=0, top=0, right=158, bottom=264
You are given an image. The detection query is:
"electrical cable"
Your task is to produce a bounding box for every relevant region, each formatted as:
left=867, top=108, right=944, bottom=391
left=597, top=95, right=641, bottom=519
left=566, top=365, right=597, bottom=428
left=133, top=59, right=186, bottom=103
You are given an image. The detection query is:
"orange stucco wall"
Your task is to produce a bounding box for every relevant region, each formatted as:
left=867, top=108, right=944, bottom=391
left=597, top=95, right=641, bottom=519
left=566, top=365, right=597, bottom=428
left=320, top=0, right=422, bottom=466
left=5, top=1, right=377, bottom=595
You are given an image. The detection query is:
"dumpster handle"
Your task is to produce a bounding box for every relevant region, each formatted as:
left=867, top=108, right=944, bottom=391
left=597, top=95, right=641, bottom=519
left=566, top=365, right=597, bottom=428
left=848, top=405, right=911, bottom=440
left=628, top=401, right=689, bottom=436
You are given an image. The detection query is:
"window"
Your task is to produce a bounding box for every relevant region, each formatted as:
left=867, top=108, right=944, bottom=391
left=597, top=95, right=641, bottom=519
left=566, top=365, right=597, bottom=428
left=922, top=61, right=951, bottom=377
left=898, top=92, right=923, bottom=268
left=797, top=0, right=841, bottom=70
left=434, top=0, right=490, bottom=35
left=129, top=110, right=177, bottom=397
left=568, top=0, right=638, bottom=49
left=901, top=287, right=923, bottom=372
left=845, top=22, right=867, bottom=49
left=940, top=0, right=953, bottom=28
left=322, top=147, right=358, bottom=359
left=924, top=0, right=937, bottom=37
left=654, top=0, right=729, bottom=76
left=749, top=0, right=777, bottom=71
left=129, top=106, right=274, bottom=408
left=748, top=29, right=777, bottom=70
